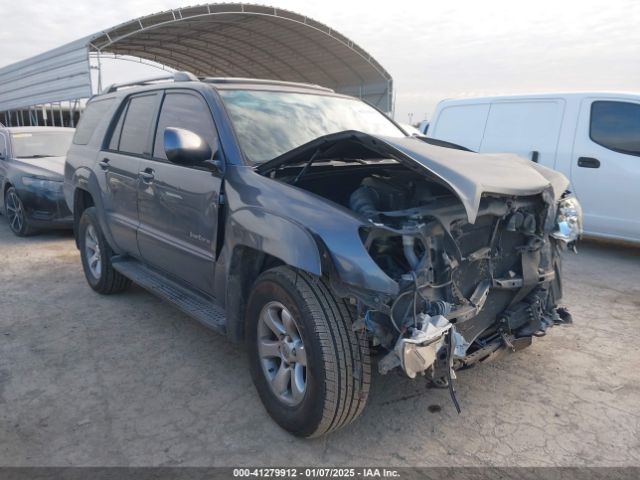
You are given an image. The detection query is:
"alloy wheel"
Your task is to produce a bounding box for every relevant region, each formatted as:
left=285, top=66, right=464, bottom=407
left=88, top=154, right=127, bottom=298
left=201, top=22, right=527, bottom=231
left=6, top=191, right=24, bottom=234
left=257, top=301, right=308, bottom=406
left=84, top=224, right=102, bottom=279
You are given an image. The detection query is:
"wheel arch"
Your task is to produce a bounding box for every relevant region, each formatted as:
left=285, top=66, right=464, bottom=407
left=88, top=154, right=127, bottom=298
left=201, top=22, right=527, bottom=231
left=73, top=188, right=95, bottom=247
left=68, top=168, right=120, bottom=253
left=219, top=208, right=365, bottom=342
left=1, top=180, right=13, bottom=211
left=223, top=244, right=291, bottom=343
left=220, top=208, right=328, bottom=342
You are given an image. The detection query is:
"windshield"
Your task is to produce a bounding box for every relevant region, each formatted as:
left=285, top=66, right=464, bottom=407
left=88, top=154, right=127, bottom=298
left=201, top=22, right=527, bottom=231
left=11, top=131, right=74, bottom=158
left=219, top=90, right=405, bottom=164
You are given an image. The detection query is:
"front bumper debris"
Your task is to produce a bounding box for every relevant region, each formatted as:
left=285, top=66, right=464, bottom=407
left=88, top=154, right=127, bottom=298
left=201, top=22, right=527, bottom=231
left=378, top=299, right=572, bottom=380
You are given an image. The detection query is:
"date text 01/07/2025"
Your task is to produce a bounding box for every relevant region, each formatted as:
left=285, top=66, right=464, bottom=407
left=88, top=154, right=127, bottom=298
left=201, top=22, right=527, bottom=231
left=232, top=468, right=401, bottom=478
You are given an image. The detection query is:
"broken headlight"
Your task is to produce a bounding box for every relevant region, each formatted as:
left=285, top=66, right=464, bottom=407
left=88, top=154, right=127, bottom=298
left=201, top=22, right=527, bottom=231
left=551, top=195, right=583, bottom=243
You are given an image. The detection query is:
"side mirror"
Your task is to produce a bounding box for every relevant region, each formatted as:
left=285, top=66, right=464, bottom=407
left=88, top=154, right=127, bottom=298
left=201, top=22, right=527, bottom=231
left=164, top=127, right=215, bottom=166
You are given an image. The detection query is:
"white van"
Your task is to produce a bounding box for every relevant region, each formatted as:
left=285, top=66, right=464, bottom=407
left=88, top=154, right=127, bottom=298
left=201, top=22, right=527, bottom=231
left=428, top=93, right=640, bottom=243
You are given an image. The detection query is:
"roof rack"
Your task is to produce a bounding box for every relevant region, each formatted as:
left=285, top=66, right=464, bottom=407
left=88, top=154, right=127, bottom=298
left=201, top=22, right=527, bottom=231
left=99, top=72, right=333, bottom=95
left=102, top=71, right=198, bottom=94
left=202, top=77, right=334, bottom=93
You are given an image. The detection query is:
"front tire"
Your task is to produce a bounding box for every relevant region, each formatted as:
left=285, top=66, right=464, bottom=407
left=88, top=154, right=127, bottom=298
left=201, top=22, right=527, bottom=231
left=78, top=207, right=131, bottom=294
left=5, top=187, right=36, bottom=237
left=246, top=266, right=370, bottom=437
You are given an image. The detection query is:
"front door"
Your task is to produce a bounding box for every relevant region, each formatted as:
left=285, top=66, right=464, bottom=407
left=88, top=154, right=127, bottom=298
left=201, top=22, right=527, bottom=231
left=571, top=98, right=640, bottom=242
left=136, top=90, right=223, bottom=295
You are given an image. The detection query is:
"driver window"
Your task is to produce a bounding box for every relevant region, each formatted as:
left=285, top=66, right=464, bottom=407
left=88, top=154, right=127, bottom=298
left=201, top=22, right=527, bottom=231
left=590, top=101, right=640, bottom=157
left=153, top=91, right=219, bottom=161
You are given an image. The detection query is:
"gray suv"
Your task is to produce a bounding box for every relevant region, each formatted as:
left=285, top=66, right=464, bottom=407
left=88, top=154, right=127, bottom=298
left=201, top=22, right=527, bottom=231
left=64, top=73, right=581, bottom=437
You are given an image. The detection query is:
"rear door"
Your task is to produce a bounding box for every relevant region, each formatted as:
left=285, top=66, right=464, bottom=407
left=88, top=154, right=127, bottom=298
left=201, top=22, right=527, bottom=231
left=136, top=89, right=223, bottom=295
left=479, top=100, right=565, bottom=168
left=571, top=98, right=640, bottom=241
left=100, top=92, right=161, bottom=255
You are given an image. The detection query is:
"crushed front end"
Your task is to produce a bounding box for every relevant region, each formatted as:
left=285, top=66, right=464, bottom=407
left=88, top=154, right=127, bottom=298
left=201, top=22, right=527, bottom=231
left=349, top=179, right=579, bottom=389
left=264, top=132, right=581, bottom=402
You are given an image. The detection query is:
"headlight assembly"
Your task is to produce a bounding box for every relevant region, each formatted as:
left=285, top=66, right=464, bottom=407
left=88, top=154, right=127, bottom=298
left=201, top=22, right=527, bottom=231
left=551, top=195, right=583, bottom=244
left=21, top=176, right=63, bottom=193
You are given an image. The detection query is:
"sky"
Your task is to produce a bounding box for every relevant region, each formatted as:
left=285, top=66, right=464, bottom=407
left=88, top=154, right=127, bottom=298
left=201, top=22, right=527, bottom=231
left=1, top=0, right=639, bottom=122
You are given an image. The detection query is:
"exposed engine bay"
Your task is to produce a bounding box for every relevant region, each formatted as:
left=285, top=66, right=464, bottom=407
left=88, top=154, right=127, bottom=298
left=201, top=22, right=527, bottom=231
left=275, top=160, right=576, bottom=405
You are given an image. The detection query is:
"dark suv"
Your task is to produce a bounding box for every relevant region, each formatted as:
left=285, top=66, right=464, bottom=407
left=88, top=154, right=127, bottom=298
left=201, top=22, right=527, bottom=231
left=64, top=73, right=581, bottom=437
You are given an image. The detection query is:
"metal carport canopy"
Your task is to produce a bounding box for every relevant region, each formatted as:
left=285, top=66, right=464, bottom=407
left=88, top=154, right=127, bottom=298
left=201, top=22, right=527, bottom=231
left=0, top=3, right=393, bottom=113
left=92, top=3, right=393, bottom=111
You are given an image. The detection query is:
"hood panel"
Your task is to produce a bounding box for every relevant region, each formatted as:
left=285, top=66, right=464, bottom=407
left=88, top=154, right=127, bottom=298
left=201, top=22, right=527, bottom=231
left=12, top=156, right=65, bottom=179
left=373, top=135, right=570, bottom=222
left=260, top=131, right=569, bottom=223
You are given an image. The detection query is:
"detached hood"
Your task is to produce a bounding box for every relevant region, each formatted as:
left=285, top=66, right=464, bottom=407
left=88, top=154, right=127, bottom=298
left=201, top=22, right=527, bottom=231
left=258, top=131, right=569, bottom=223
left=13, top=156, right=65, bottom=179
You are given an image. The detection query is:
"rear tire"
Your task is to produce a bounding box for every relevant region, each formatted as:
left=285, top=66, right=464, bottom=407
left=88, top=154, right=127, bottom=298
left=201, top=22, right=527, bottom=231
left=5, top=187, right=36, bottom=237
left=246, top=266, right=370, bottom=437
left=78, top=207, right=131, bottom=294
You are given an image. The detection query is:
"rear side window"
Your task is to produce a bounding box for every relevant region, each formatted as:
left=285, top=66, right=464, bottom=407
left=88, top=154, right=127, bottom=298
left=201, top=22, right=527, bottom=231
left=117, top=94, right=158, bottom=156
left=73, top=98, right=115, bottom=145
left=590, top=101, right=640, bottom=156
left=153, top=92, right=218, bottom=160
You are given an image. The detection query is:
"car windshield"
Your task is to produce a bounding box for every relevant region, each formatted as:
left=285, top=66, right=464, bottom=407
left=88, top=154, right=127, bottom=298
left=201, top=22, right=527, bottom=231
left=219, top=89, right=405, bottom=164
left=11, top=131, right=74, bottom=158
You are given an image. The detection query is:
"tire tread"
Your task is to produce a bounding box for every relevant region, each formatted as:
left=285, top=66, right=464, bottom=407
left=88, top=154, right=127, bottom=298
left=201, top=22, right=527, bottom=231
left=267, top=267, right=370, bottom=437
left=79, top=207, right=131, bottom=295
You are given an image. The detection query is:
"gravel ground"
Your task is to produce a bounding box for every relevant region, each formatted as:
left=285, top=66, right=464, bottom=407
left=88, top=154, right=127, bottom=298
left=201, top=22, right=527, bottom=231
left=0, top=215, right=639, bottom=467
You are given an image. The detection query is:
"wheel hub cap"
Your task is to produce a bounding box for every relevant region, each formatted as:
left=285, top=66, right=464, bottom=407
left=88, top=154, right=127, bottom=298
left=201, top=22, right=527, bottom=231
left=257, top=302, right=307, bottom=406
left=281, top=337, right=302, bottom=364
left=84, top=225, right=102, bottom=279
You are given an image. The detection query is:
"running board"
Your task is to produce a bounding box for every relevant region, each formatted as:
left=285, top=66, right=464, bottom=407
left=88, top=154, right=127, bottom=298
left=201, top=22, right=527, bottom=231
left=112, top=257, right=226, bottom=334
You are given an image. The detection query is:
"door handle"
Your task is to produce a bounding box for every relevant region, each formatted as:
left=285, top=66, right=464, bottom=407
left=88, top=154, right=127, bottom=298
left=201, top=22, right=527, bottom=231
left=139, top=168, right=155, bottom=182
left=98, top=158, right=110, bottom=170
left=578, top=157, right=600, bottom=168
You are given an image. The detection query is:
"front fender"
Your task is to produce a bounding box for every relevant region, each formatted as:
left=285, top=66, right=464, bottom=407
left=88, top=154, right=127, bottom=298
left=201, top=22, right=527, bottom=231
left=227, top=207, right=322, bottom=276
left=223, top=166, right=400, bottom=298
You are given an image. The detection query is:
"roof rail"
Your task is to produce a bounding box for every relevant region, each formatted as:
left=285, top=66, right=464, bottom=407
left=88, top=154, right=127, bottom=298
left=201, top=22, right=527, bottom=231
left=202, top=77, right=334, bottom=93
left=102, top=71, right=198, bottom=94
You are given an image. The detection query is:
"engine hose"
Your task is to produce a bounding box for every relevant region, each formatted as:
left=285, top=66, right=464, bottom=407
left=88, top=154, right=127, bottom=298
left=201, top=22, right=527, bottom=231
left=349, top=186, right=379, bottom=219
left=389, top=289, right=414, bottom=333
left=402, top=235, right=420, bottom=270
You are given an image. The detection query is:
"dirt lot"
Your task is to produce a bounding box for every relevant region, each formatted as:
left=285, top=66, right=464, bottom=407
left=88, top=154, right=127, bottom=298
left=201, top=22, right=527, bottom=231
left=0, top=214, right=639, bottom=467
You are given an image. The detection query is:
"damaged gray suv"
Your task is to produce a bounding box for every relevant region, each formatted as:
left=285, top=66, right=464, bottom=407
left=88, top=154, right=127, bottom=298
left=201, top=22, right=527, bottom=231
left=64, top=73, right=582, bottom=437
